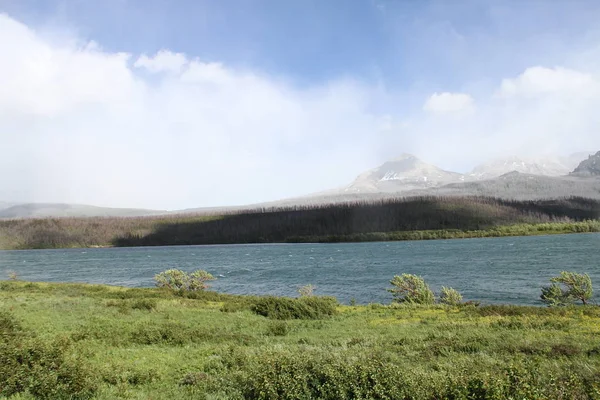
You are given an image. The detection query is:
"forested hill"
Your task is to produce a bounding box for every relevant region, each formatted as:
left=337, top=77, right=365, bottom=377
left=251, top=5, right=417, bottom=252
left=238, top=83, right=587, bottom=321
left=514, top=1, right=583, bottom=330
left=115, top=196, right=600, bottom=247
left=1, top=196, right=599, bottom=250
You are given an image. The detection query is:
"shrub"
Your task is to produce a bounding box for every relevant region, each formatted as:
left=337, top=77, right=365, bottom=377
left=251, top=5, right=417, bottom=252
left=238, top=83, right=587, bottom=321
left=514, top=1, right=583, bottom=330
left=0, top=312, right=97, bottom=399
left=266, top=321, right=291, bottom=336
left=154, top=269, right=215, bottom=291
left=131, top=322, right=189, bottom=345
left=541, top=271, right=593, bottom=306
left=388, top=274, right=435, bottom=304
left=130, top=298, right=158, bottom=311
left=540, top=283, right=567, bottom=306
left=251, top=296, right=338, bottom=320
left=440, top=286, right=463, bottom=305
left=298, top=284, right=315, bottom=297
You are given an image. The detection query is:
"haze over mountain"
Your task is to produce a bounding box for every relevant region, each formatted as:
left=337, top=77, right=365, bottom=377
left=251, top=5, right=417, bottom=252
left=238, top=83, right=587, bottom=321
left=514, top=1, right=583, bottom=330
left=2, top=151, right=599, bottom=218
left=341, top=151, right=594, bottom=195
left=0, top=204, right=166, bottom=219
left=3, top=4, right=600, bottom=210
left=344, top=154, right=464, bottom=193
left=467, top=154, right=589, bottom=180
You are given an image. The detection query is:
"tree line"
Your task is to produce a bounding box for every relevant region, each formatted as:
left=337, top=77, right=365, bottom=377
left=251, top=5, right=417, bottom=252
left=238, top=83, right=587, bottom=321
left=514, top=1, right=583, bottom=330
left=0, top=196, right=599, bottom=249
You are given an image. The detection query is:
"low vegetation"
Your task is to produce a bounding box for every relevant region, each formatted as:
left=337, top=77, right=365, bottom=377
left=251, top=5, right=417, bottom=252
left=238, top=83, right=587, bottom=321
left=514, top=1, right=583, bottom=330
left=1, top=269, right=598, bottom=399
left=0, top=196, right=599, bottom=249
left=541, top=271, right=593, bottom=306
left=154, top=269, right=215, bottom=291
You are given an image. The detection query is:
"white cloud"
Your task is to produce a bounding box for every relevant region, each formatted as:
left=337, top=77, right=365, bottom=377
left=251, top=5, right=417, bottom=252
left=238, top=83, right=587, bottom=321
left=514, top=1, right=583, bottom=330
left=499, top=66, right=597, bottom=97
left=134, top=50, right=188, bottom=74
left=1, top=14, right=600, bottom=209
left=423, top=92, right=475, bottom=115
left=0, top=14, right=383, bottom=209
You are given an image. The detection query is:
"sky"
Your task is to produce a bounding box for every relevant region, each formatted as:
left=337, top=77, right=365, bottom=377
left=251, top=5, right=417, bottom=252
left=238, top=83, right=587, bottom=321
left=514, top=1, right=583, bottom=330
left=1, top=0, right=600, bottom=210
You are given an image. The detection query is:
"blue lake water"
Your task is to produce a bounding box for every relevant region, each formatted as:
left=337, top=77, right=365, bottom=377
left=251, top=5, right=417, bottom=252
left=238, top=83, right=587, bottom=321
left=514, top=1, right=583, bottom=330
left=0, top=233, right=599, bottom=305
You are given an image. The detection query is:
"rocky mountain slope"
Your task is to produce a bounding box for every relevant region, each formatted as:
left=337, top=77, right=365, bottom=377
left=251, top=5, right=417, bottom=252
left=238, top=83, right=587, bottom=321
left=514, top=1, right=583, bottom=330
left=467, top=155, right=583, bottom=180
left=571, top=151, right=600, bottom=176
left=2, top=151, right=598, bottom=218
left=343, top=153, right=464, bottom=193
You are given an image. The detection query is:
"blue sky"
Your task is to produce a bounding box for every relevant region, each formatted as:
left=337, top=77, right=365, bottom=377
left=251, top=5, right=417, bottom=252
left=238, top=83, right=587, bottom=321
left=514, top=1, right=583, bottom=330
left=6, top=0, right=599, bottom=90
left=1, top=0, right=600, bottom=208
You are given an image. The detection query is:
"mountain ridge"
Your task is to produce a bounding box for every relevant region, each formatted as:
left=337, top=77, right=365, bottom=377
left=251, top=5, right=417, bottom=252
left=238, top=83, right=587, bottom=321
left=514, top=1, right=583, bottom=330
left=2, top=151, right=599, bottom=218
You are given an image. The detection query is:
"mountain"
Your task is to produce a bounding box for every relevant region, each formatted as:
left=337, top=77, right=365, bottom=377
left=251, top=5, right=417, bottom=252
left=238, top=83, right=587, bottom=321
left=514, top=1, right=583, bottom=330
left=571, top=151, right=600, bottom=176
left=0, top=202, right=15, bottom=211
left=399, top=172, right=600, bottom=200
left=0, top=203, right=167, bottom=219
left=344, top=153, right=464, bottom=193
left=467, top=153, right=591, bottom=180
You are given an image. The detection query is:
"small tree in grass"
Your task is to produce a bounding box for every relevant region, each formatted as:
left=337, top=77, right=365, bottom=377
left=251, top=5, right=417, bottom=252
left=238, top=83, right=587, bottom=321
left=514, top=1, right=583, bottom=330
left=541, top=271, right=593, bottom=306
left=440, top=286, right=463, bottom=306
left=298, top=284, right=315, bottom=297
left=388, top=274, right=435, bottom=305
left=154, top=269, right=215, bottom=291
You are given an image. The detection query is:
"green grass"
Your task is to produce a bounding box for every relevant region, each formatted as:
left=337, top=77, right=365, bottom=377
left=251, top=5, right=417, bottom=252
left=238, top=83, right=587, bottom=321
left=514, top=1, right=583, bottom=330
left=287, top=220, right=600, bottom=243
left=2, top=281, right=600, bottom=399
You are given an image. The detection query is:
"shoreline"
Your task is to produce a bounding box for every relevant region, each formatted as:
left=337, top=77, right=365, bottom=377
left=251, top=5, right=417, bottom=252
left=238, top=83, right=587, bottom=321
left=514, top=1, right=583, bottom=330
left=2, top=220, right=598, bottom=250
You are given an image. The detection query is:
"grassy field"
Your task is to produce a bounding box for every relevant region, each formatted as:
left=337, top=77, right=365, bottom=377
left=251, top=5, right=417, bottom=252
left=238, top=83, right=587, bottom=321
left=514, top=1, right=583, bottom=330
left=2, top=281, right=600, bottom=399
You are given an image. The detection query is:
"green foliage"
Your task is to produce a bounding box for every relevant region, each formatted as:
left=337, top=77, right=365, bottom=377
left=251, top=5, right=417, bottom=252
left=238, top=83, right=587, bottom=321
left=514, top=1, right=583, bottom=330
left=265, top=320, right=292, bottom=336
left=154, top=268, right=215, bottom=291
left=0, top=312, right=97, bottom=399
left=130, top=298, right=158, bottom=311
left=251, top=296, right=338, bottom=320
left=388, top=274, right=435, bottom=304
left=440, top=286, right=463, bottom=305
left=540, top=283, right=568, bottom=306
left=131, top=322, right=190, bottom=345
left=541, top=271, right=593, bottom=305
left=4, top=280, right=600, bottom=399
left=222, top=349, right=600, bottom=400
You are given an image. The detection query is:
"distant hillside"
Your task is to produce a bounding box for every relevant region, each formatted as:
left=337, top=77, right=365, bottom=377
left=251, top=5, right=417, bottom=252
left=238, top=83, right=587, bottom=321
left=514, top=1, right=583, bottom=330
left=0, top=203, right=167, bottom=219
left=114, top=196, right=600, bottom=247
left=0, top=201, right=15, bottom=211
left=572, top=151, right=600, bottom=176
left=1, top=196, right=599, bottom=250
left=400, top=172, right=600, bottom=200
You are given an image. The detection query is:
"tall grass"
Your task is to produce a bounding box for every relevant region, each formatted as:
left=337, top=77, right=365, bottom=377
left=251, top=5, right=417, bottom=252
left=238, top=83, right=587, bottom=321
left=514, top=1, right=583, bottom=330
left=2, top=281, right=600, bottom=399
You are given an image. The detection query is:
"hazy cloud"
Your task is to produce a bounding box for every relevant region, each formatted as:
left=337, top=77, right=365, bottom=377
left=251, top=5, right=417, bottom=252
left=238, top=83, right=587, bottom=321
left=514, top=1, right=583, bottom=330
left=423, top=92, right=475, bottom=115
left=134, top=50, right=188, bottom=74
left=1, top=13, right=600, bottom=209
left=499, top=66, right=597, bottom=97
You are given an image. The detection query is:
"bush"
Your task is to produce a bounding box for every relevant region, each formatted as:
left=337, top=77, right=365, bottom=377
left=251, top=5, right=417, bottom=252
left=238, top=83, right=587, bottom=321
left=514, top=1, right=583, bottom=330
left=541, top=271, right=593, bottom=306
left=251, top=296, right=338, bottom=320
left=388, top=274, right=435, bottom=304
left=131, top=322, right=190, bottom=345
left=154, top=269, right=215, bottom=291
left=440, top=286, right=463, bottom=305
left=298, top=284, right=315, bottom=297
left=265, top=321, right=291, bottom=336
left=0, top=312, right=97, bottom=399
left=130, top=298, right=158, bottom=311
left=221, top=349, right=599, bottom=400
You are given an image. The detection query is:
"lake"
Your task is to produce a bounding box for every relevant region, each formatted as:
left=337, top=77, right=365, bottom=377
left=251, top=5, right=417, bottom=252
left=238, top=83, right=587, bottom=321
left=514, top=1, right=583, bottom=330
left=0, top=233, right=598, bottom=305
